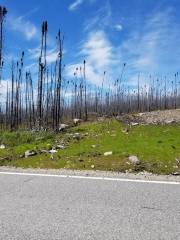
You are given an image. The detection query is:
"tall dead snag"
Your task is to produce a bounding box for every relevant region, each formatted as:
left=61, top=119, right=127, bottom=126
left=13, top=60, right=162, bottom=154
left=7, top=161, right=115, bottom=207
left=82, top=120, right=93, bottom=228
left=10, top=61, right=15, bottom=130
left=83, top=60, right=88, bottom=121
left=55, top=30, right=63, bottom=131
left=37, top=21, right=47, bottom=129
left=0, top=6, right=7, bottom=129
left=101, top=71, right=106, bottom=115
left=0, top=6, right=7, bottom=84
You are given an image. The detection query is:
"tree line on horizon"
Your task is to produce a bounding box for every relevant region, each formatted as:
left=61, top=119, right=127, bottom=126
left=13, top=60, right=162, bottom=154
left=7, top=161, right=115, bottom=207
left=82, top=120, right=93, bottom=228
left=0, top=6, right=180, bottom=131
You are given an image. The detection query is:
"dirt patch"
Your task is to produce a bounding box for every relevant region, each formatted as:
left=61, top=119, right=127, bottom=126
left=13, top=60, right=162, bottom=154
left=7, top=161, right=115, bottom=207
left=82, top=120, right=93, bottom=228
left=117, top=109, right=180, bottom=125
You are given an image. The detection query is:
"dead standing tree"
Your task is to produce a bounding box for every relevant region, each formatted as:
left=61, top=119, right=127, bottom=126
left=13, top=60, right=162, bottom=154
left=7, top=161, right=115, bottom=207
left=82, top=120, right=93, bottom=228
left=0, top=6, right=7, bottom=83
left=0, top=6, right=7, bottom=128
left=37, top=21, right=48, bottom=129
left=55, top=30, right=64, bottom=131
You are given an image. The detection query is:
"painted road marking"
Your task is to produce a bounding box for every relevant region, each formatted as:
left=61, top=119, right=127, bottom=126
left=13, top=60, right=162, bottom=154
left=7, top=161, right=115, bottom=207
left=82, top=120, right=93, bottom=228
left=0, top=171, right=180, bottom=185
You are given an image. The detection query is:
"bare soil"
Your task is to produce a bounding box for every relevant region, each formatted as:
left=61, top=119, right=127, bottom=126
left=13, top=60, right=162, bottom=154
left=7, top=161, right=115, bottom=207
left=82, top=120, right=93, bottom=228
left=118, top=109, right=180, bottom=125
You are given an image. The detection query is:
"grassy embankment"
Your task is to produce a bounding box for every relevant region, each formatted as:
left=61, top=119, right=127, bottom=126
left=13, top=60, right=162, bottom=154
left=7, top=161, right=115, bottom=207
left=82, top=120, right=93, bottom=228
left=0, top=119, right=179, bottom=174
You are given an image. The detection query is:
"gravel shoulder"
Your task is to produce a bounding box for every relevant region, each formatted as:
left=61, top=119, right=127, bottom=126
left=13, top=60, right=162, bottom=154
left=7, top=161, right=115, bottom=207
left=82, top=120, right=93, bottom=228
left=0, top=166, right=180, bottom=183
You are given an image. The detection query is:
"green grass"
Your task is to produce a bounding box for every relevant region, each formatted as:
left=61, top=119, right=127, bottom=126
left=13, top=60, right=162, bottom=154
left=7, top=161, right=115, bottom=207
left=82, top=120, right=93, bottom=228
left=0, top=119, right=180, bottom=174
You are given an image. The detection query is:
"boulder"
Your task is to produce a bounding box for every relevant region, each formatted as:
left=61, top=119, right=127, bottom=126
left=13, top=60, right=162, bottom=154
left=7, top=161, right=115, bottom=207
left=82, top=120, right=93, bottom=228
left=104, top=151, right=113, bottom=156
left=0, top=144, right=5, bottom=149
left=49, top=149, right=58, bottom=154
left=25, top=150, right=37, bottom=158
left=59, top=124, right=69, bottom=131
left=128, top=155, right=140, bottom=165
left=73, top=118, right=82, bottom=126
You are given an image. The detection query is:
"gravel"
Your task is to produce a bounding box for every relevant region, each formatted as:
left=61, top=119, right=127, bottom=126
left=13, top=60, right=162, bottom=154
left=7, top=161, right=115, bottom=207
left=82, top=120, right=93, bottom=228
left=0, top=166, right=179, bottom=182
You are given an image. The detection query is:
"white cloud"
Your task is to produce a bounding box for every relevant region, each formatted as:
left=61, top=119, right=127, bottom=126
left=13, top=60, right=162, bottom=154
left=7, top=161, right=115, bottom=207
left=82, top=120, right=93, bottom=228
left=114, top=24, right=123, bottom=31
left=68, top=0, right=84, bottom=11
left=68, top=0, right=97, bottom=11
left=116, top=8, right=180, bottom=79
left=66, top=30, right=119, bottom=86
left=81, top=30, right=116, bottom=69
left=7, top=15, right=38, bottom=40
left=84, top=2, right=112, bottom=31
left=66, top=7, right=180, bottom=89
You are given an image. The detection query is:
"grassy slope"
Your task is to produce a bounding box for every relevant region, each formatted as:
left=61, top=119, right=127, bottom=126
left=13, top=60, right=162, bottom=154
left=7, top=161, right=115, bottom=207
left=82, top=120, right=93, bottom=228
left=0, top=119, right=179, bottom=174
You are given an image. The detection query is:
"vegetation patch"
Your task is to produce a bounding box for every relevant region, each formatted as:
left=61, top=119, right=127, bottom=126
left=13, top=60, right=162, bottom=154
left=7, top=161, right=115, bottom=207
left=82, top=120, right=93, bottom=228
left=0, top=119, right=179, bottom=175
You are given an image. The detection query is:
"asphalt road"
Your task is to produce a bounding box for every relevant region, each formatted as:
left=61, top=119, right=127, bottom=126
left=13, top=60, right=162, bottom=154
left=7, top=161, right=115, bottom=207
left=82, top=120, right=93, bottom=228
left=0, top=172, right=180, bottom=240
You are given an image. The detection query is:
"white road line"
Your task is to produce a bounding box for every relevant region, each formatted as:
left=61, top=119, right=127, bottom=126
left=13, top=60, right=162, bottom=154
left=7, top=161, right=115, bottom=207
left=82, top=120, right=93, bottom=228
left=0, top=171, right=180, bottom=185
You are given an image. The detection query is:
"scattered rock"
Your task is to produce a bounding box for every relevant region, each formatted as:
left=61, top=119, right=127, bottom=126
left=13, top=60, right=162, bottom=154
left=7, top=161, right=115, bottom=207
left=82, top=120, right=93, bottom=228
left=91, top=164, right=95, bottom=169
left=25, top=150, right=37, bottom=158
left=49, top=149, right=58, bottom=154
left=176, top=158, right=180, bottom=164
left=131, top=122, right=139, bottom=126
left=73, top=118, right=82, bottom=126
left=118, top=109, right=180, bottom=125
left=164, top=119, right=176, bottom=124
left=122, top=129, right=129, bottom=134
left=104, top=151, right=113, bottom=156
left=59, top=124, right=69, bottom=131
left=172, top=172, right=180, bottom=176
left=173, top=165, right=178, bottom=169
left=91, top=145, right=97, bottom=148
left=128, top=155, right=140, bottom=165
left=56, top=145, right=65, bottom=150
left=0, top=144, right=5, bottom=149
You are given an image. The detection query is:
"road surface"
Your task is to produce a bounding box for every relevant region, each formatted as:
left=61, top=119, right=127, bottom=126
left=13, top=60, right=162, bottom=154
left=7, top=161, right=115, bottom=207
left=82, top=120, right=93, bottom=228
left=0, top=171, right=179, bottom=240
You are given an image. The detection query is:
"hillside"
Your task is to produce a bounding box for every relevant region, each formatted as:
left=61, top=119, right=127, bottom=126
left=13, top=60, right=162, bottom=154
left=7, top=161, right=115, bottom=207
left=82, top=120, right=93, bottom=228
left=0, top=110, right=179, bottom=175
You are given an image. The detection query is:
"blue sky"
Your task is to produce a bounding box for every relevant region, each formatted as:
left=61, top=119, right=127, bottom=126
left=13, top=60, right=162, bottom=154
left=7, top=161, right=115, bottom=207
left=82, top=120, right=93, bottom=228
left=1, top=0, right=180, bottom=88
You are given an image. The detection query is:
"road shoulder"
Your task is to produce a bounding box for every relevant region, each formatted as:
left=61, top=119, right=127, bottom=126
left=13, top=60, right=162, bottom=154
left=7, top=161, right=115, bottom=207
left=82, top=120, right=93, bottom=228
left=0, top=166, right=180, bottom=183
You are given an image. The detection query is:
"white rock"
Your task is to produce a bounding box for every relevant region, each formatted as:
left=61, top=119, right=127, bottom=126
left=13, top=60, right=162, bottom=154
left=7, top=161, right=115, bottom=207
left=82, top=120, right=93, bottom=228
left=104, top=151, right=113, bottom=156
left=56, top=145, right=65, bottom=150
left=176, top=158, right=180, bottom=164
left=59, top=124, right=69, bottom=131
left=164, top=119, right=175, bottom=124
left=25, top=150, right=37, bottom=158
left=122, top=129, right=128, bottom=134
left=91, top=145, right=96, bottom=148
left=131, top=122, right=139, bottom=126
left=91, top=165, right=95, bottom=169
left=73, top=118, right=81, bottom=125
left=49, top=149, right=58, bottom=154
left=128, top=155, right=140, bottom=164
left=0, top=144, right=5, bottom=149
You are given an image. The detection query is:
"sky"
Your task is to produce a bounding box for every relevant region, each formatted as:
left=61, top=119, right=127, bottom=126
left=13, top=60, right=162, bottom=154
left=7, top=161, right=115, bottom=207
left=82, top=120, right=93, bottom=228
left=1, top=0, right=180, bottom=89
